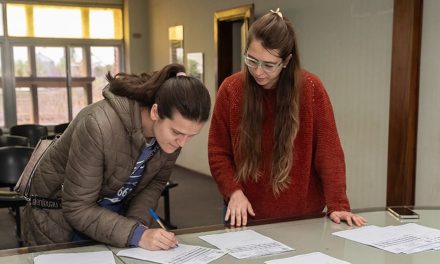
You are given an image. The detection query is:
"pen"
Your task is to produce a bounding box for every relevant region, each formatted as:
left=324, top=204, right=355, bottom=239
left=148, top=208, right=167, bottom=230
left=148, top=208, right=179, bottom=247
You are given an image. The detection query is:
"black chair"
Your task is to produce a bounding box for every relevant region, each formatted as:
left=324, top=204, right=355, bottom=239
left=54, top=122, right=69, bottom=134
left=10, top=124, right=48, bottom=147
left=160, top=180, right=179, bottom=229
left=0, top=146, right=34, bottom=245
left=0, top=135, right=30, bottom=147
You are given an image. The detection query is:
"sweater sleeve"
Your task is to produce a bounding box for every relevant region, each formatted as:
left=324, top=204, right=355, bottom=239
left=208, top=77, right=242, bottom=199
left=309, top=75, right=351, bottom=214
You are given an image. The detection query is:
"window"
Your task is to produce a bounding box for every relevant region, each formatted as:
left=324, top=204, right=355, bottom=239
left=6, top=4, right=122, bottom=39
left=91, top=47, right=120, bottom=103
left=13, top=45, right=121, bottom=125
left=0, top=2, right=123, bottom=126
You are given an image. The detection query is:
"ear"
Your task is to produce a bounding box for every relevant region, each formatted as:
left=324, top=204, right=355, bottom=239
left=150, top=104, right=159, bottom=121
left=283, top=53, right=293, bottom=68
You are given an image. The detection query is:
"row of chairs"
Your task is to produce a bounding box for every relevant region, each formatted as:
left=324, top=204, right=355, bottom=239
left=0, top=123, right=69, bottom=246
left=5, top=123, right=69, bottom=147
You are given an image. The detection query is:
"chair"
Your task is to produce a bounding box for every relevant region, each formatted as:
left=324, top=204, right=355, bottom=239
left=0, top=135, right=30, bottom=147
left=54, top=122, right=69, bottom=134
left=0, top=146, right=34, bottom=244
left=160, top=180, right=179, bottom=229
left=10, top=124, right=48, bottom=147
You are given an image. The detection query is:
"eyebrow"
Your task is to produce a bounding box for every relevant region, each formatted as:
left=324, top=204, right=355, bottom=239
left=247, top=54, right=279, bottom=64
left=171, top=128, right=199, bottom=137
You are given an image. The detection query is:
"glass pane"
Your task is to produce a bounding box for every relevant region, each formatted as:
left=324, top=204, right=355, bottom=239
left=0, top=5, right=4, bottom=36
left=16, top=87, right=34, bottom=124
left=90, top=8, right=122, bottom=39
left=70, top=47, right=87, bottom=77
left=91, top=47, right=120, bottom=102
left=38, top=87, right=68, bottom=125
left=0, top=46, right=2, bottom=77
left=7, top=4, right=122, bottom=39
left=14, top=46, right=31, bottom=77
left=169, top=25, right=184, bottom=64
left=72, top=87, right=88, bottom=118
left=36, top=47, right=66, bottom=77
left=34, top=6, right=82, bottom=38
left=7, top=4, right=27, bottom=37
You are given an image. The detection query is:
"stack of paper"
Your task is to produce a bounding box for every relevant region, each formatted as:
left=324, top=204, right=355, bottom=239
left=333, top=223, right=440, bottom=254
left=199, top=229, right=293, bottom=259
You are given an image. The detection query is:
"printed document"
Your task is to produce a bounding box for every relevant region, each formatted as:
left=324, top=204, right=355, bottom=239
left=34, top=251, right=116, bottom=264
left=333, top=223, right=440, bottom=254
left=199, top=229, right=293, bottom=259
left=264, top=252, right=351, bottom=264
left=117, top=244, right=225, bottom=264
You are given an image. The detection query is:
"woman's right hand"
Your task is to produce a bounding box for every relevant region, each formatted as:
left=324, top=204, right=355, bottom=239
left=225, top=189, right=255, bottom=226
left=138, top=228, right=178, bottom=250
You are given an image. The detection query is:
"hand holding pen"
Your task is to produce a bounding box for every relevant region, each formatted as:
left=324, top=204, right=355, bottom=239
left=137, top=208, right=178, bottom=250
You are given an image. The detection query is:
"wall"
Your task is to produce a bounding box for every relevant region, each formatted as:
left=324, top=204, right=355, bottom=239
left=137, top=0, right=393, bottom=209
left=124, top=0, right=150, bottom=74
left=416, top=0, right=440, bottom=206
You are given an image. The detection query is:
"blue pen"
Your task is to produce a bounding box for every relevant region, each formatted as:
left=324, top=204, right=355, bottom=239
left=148, top=208, right=179, bottom=247
left=148, top=208, right=167, bottom=230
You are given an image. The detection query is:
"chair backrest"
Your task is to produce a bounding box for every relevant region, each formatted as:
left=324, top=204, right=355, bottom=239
left=54, top=122, right=69, bottom=134
left=0, top=135, right=30, bottom=147
left=0, top=146, right=34, bottom=188
left=10, top=124, right=48, bottom=147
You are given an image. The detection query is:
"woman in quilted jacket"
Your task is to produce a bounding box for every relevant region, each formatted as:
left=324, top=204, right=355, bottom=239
left=22, top=63, right=211, bottom=250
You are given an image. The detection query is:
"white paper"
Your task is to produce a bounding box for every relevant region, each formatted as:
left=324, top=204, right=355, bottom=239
left=265, top=252, right=351, bottom=264
left=34, top=251, right=116, bottom=264
left=117, top=244, right=225, bottom=264
left=199, top=230, right=293, bottom=259
left=333, top=223, right=440, bottom=254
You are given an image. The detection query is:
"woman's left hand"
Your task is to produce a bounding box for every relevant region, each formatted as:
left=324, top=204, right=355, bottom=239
left=329, top=211, right=367, bottom=226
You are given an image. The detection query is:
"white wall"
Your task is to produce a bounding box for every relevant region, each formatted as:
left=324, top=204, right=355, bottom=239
left=133, top=0, right=394, bottom=209
left=416, top=0, right=440, bottom=206
left=294, top=0, right=393, bottom=208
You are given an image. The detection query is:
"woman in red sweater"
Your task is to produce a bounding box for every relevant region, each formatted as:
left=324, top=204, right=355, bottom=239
left=208, top=9, right=366, bottom=227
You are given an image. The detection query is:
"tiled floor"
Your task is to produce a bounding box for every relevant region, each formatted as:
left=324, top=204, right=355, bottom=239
left=0, top=166, right=224, bottom=250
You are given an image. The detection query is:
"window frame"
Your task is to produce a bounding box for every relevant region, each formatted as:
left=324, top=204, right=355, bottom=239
left=0, top=2, right=124, bottom=127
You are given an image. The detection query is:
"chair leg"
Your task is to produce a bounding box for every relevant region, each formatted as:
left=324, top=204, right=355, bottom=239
left=162, top=188, right=177, bottom=230
left=14, top=206, right=23, bottom=246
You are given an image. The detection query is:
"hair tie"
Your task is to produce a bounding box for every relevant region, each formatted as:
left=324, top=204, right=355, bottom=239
left=270, top=8, right=283, bottom=19
left=176, top=72, right=186, bottom=77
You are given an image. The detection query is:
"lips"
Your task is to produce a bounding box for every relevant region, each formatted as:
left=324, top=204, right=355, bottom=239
left=255, top=77, right=266, bottom=83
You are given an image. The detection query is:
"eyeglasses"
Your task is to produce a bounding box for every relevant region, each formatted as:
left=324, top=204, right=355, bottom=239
left=243, top=55, right=283, bottom=73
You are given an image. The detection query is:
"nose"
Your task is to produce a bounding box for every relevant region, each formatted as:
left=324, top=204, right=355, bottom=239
left=176, top=135, right=190, bottom=147
left=254, top=65, right=265, bottom=75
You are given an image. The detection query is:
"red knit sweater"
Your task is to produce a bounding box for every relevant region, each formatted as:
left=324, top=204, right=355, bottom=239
left=208, top=70, right=351, bottom=220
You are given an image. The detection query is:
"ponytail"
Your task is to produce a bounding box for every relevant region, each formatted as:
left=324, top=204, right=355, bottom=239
left=107, top=63, right=186, bottom=108
left=107, top=63, right=211, bottom=122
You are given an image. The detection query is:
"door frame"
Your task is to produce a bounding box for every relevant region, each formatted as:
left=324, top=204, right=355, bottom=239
left=214, top=4, right=254, bottom=89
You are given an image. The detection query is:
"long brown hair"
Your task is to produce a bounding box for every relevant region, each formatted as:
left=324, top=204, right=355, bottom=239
left=237, top=11, right=302, bottom=194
